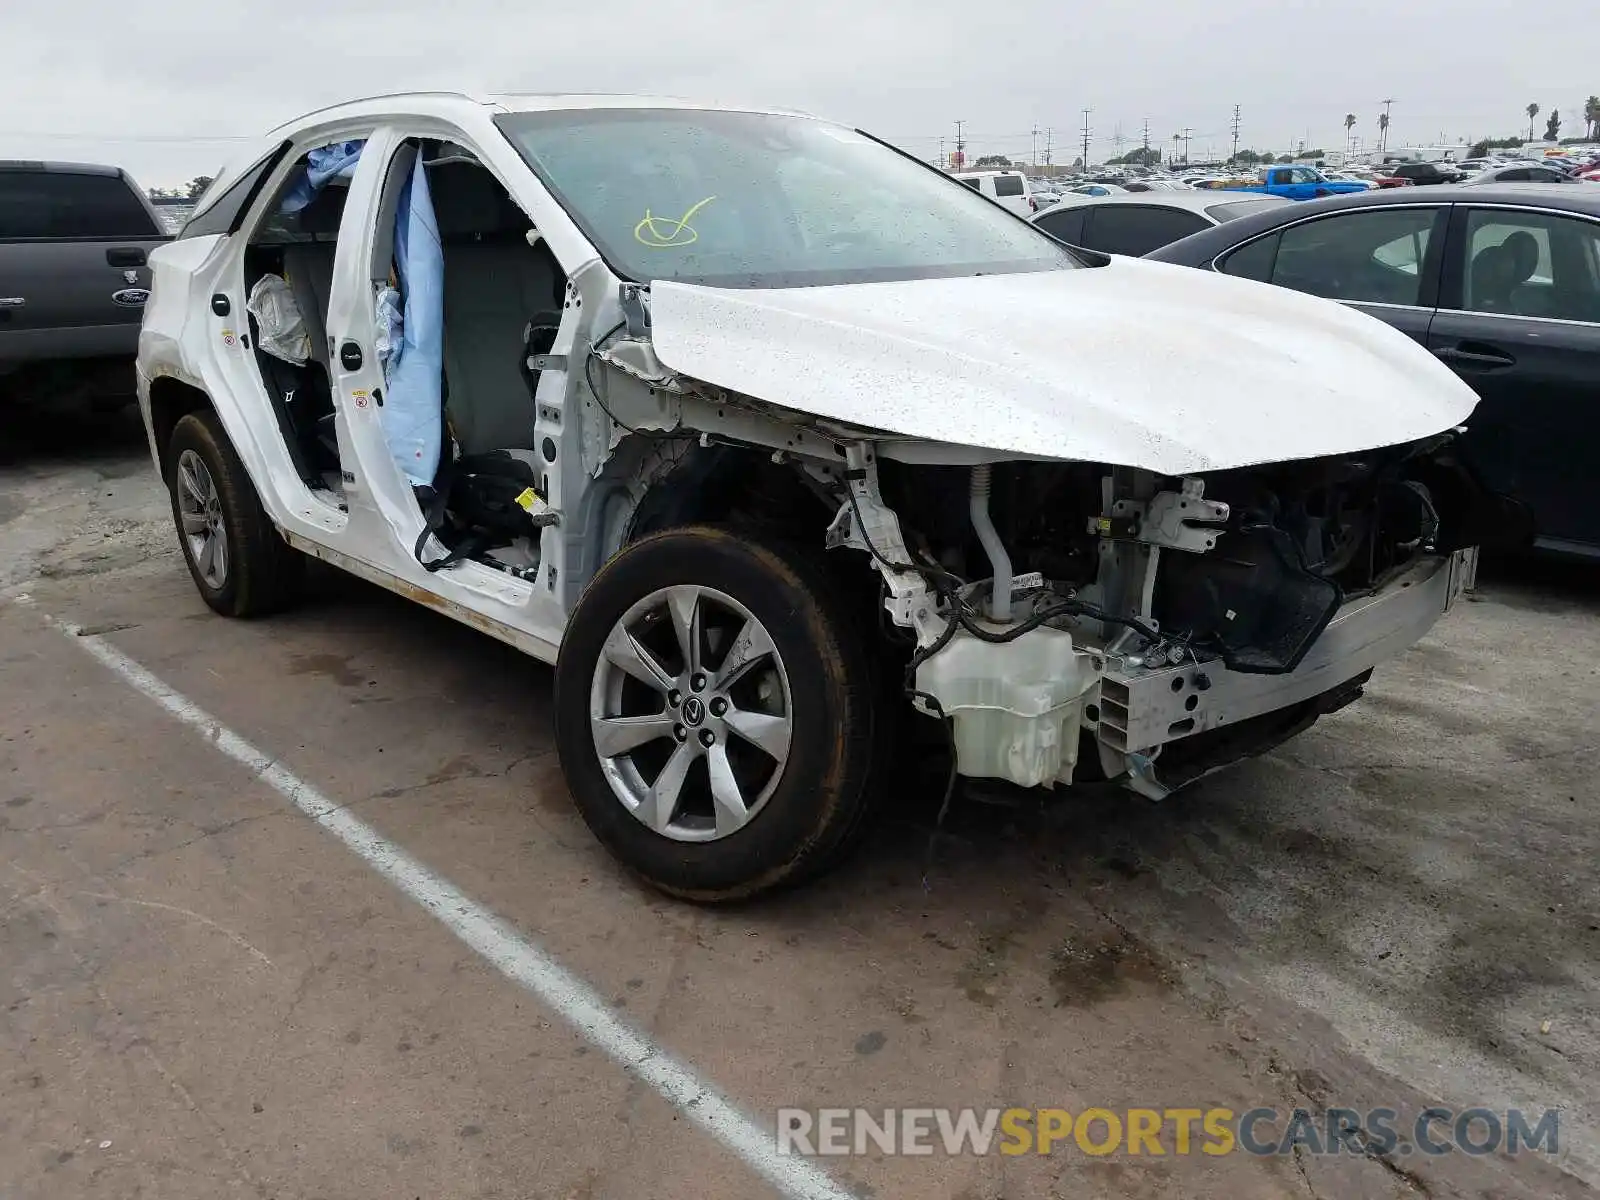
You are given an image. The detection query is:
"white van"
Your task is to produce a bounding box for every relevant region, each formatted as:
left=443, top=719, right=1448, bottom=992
left=952, top=169, right=1034, bottom=216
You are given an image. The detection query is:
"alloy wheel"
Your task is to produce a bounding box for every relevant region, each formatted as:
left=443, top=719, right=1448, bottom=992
left=176, top=448, right=228, bottom=589
left=589, top=584, right=793, bottom=842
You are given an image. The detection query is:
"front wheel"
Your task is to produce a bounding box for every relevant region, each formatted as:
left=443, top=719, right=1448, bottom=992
left=167, top=410, right=302, bottom=617
left=553, top=527, right=878, bottom=901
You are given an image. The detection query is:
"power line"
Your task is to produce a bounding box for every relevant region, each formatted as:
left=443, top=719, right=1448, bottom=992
left=0, top=131, right=250, bottom=143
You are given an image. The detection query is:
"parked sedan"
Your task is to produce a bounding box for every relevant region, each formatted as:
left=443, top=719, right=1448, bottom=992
left=1147, top=184, right=1600, bottom=556
left=1461, top=161, right=1588, bottom=186
left=1032, top=191, right=1291, bottom=257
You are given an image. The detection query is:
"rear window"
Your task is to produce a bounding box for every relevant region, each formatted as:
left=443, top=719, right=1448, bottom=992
left=1083, top=206, right=1209, bottom=256
left=1034, top=206, right=1088, bottom=244
left=993, top=174, right=1025, bottom=197
left=0, top=169, right=160, bottom=240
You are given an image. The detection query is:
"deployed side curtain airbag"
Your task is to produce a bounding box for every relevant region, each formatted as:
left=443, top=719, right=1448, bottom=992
left=280, top=140, right=365, bottom=213
left=382, top=160, right=444, bottom=487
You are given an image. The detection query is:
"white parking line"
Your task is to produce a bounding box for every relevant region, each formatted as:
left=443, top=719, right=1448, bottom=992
left=30, top=603, right=857, bottom=1200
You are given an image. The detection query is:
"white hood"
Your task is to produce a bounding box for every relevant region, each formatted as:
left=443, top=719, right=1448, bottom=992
left=648, top=259, right=1479, bottom=475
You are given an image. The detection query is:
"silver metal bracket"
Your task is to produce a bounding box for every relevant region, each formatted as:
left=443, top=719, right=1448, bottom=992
left=828, top=444, right=944, bottom=646
left=618, top=284, right=651, bottom=338
left=1112, top=477, right=1229, bottom=554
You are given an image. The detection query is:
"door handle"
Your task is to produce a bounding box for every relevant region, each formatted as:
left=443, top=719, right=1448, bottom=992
left=339, top=341, right=364, bottom=371
left=1433, top=344, right=1516, bottom=370
left=106, top=247, right=147, bottom=268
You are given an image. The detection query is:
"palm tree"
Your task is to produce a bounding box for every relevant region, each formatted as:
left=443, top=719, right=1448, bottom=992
left=1377, top=111, right=1390, bottom=152
left=1344, top=113, right=1357, bottom=155
left=1585, top=95, right=1600, bottom=140
left=1527, top=102, right=1540, bottom=142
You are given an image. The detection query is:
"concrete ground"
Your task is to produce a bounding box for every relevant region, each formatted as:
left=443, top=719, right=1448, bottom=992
left=1, top=406, right=1596, bottom=1200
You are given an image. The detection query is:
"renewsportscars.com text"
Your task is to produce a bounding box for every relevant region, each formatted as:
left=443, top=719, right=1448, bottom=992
left=776, top=1106, right=1560, bottom=1158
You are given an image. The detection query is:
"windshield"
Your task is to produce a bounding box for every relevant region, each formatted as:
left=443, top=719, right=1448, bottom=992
left=494, top=109, right=1077, bottom=288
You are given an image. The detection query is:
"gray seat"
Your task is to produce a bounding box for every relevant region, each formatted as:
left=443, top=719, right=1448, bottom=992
left=278, top=184, right=345, bottom=370
left=431, top=163, right=562, bottom=455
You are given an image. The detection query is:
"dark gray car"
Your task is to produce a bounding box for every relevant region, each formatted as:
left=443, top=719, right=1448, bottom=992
left=1031, top=190, right=1290, bottom=257
left=1147, top=183, right=1600, bottom=557
left=1, top=160, right=170, bottom=407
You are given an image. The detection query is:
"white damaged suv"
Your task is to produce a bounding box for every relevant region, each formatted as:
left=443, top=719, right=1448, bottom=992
left=138, top=93, right=1502, bottom=900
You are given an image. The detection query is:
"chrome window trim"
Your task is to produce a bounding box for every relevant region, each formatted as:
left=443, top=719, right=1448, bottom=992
left=1435, top=308, right=1599, bottom=330
left=1339, top=299, right=1433, bottom=314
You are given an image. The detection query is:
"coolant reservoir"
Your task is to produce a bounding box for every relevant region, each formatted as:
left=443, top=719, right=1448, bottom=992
left=914, top=625, right=1097, bottom=789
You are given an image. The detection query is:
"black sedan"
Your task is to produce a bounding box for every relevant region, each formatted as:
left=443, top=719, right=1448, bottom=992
left=1147, top=183, right=1600, bottom=557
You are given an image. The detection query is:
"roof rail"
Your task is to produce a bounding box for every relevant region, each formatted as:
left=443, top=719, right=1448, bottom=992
left=265, top=91, right=486, bottom=135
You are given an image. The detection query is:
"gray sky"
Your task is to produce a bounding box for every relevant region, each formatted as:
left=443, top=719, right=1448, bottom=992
left=3, top=0, right=1594, bottom=187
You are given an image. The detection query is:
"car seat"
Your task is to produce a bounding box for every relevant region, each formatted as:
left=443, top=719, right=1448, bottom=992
left=430, top=162, right=564, bottom=457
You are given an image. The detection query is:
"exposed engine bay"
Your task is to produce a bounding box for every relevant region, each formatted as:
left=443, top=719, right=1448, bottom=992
left=836, top=434, right=1509, bottom=799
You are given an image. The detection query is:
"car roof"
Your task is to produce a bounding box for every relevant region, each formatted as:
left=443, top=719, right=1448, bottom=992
left=1033, top=189, right=1288, bottom=218
left=263, top=91, right=821, bottom=136
left=0, top=159, right=124, bottom=176
left=1144, top=181, right=1600, bottom=265
left=954, top=169, right=1025, bottom=178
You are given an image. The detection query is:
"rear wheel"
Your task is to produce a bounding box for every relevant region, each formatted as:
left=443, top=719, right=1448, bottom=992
left=167, top=410, right=302, bottom=616
left=553, top=526, right=878, bottom=901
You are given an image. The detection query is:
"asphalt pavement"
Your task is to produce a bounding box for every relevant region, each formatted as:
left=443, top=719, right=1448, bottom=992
left=1, top=406, right=1595, bottom=1199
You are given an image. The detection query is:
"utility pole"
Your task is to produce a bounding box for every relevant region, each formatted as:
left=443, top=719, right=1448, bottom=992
left=1171, top=133, right=1180, bottom=167
left=1080, top=109, right=1092, bottom=170
left=1112, top=123, right=1125, bottom=160
left=1031, top=124, right=1040, bottom=170
left=1230, top=104, right=1242, bottom=164
left=1380, top=98, right=1394, bottom=152
left=1182, top=127, right=1192, bottom=165
left=1043, top=127, right=1053, bottom=171
left=938, top=136, right=946, bottom=169
left=1142, top=118, right=1151, bottom=161
left=954, top=120, right=966, bottom=169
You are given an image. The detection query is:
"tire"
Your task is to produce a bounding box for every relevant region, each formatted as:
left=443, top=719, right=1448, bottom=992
left=553, top=526, right=878, bottom=901
left=167, top=410, right=302, bottom=617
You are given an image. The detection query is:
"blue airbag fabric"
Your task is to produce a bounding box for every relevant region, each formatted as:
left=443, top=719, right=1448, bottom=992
left=280, top=140, right=365, bottom=213
left=382, top=160, right=445, bottom=487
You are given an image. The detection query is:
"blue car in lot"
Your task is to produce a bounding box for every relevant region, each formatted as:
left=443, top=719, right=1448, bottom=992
left=1146, top=183, right=1600, bottom=558
left=1219, top=165, right=1372, bottom=201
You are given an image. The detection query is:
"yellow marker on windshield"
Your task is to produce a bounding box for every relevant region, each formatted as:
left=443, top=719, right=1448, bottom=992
left=635, top=196, right=717, bottom=248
